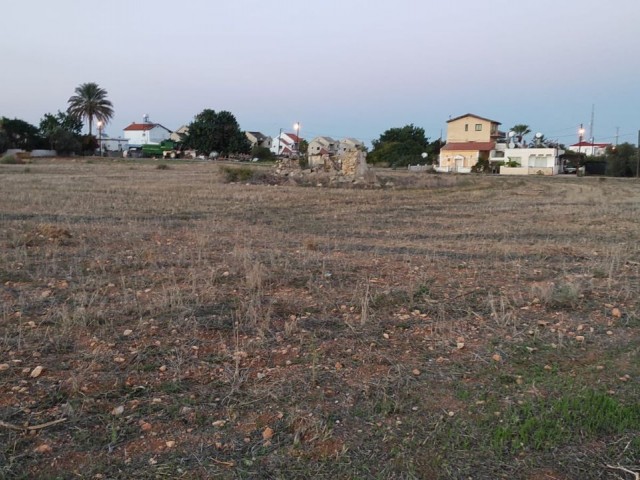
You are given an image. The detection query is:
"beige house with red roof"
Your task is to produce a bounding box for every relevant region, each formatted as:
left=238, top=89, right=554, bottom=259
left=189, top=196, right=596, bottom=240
left=437, top=113, right=502, bottom=173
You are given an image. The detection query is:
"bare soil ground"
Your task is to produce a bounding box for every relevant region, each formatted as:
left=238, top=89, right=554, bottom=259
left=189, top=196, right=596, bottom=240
left=1, top=159, right=638, bottom=479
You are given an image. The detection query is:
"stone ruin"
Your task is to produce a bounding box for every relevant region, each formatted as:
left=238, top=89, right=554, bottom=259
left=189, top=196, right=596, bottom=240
left=274, top=150, right=377, bottom=186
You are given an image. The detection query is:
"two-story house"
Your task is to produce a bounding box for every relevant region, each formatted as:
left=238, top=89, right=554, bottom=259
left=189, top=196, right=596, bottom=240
left=270, top=132, right=301, bottom=156
left=123, top=119, right=172, bottom=147
left=438, top=113, right=501, bottom=173
left=339, top=138, right=365, bottom=153
left=308, top=136, right=338, bottom=155
left=246, top=131, right=272, bottom=150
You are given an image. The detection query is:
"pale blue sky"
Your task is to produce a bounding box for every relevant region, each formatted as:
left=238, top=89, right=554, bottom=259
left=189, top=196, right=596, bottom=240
left=3, top=0, right=639, bottom=146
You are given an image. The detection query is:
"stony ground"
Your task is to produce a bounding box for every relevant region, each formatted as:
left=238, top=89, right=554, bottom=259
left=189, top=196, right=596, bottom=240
left=0, top=159, right=638, bottom=479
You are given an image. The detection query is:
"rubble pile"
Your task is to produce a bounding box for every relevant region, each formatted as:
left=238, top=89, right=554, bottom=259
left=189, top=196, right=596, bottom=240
left=274, top=151, right=378, bottom=187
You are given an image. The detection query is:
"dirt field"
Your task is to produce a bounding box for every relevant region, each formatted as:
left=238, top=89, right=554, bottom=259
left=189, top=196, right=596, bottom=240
left=1, top=159, right=638, bottom=479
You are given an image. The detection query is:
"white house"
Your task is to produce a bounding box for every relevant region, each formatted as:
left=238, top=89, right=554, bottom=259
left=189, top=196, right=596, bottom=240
left=499, top=147, right=564, bottom=176
left=567, top=141, right=610, bottom=157
left=270, top=132, right=301, bottom=156
left=246, top=131, right=272, bottom=150
left=123, top=121, right=172, bottom=146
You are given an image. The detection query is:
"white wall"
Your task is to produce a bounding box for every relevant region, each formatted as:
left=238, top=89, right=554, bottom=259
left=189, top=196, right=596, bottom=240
left=567, top=145, right=608, bottom=156
left=101, top=138, right=129, bottom=152
left=504, top=147, right=561, bottom=174
left=148, top=126, right=171, bottom=144
left=124, top=126, right=170, bottom=146
left=124, top=130, right=146, bottom=146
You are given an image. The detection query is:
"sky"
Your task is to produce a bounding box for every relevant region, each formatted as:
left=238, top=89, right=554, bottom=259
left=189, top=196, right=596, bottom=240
left=2, top=0, right=639, bottom=147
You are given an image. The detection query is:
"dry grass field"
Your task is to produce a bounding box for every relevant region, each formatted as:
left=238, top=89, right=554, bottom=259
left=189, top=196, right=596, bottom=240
left=1, top=159, right=639, bottom=479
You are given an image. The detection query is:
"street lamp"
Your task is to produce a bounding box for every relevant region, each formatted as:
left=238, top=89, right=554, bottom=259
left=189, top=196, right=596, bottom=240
left=293, top=122, right=301, bottom=155
left=97, top=121, right=103, bottom=157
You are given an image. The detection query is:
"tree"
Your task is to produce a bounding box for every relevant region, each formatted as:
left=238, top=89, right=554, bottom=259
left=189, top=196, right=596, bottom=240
left=184, top=109, right=250, bottom=156
left=251, top=145, right=275, bottom=161
left=0, top=117, right=43, bottom=150
left=369, top=124, right=440, bottom=166
left=40, top=111, right=83, bottom=137
left=510, top=124, right=531, bottom=145
left=66, top=82, right=114, bottom=136
left=0, top=130, right=9, bottom=154
left=604, top=143, right=638, bottom=177
left=39, top=111, right=83, bottom=153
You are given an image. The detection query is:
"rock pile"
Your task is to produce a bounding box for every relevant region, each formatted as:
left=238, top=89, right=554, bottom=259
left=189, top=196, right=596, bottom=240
left=275, top=151, right=377, bottom=186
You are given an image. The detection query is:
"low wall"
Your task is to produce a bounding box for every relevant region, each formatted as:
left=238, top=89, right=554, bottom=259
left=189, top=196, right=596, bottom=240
left=408, top=164, right=432, bottom=172
left=500, top=166, right=556, bottom=176
left=31, top=150, right=57, bottom=157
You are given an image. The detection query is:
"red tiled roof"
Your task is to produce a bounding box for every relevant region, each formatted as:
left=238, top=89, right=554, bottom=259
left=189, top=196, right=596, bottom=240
left=124, top=123, right=156, bottom=131
left=441, top=142, right=495, bottom=151
left=570, top=141, right=610, bottom=148
left=447, top=113, right=501, bottom=125
left=285, top=133, right=300, bottom=142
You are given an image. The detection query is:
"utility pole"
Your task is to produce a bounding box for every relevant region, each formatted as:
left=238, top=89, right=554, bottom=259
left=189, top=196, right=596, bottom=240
left=636, top=129, right=640, bottom=178
left=590, top=105, right=595, bottom=155
left=277, top=128, right=282, bottom=156
left=578, top=124, right=584, bottom=156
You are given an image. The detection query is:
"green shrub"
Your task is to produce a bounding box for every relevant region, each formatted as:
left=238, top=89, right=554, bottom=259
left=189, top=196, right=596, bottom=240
left=1, top=154, right=23, bottom=164
left=221, top=166, right=255, bottom=183
left=250, top=146, right=275, bottom=161
left=471, top=157, right=490, bottom=173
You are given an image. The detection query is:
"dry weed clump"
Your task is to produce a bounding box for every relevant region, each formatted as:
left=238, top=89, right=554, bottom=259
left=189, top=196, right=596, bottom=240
left=531, top=278, right=585, bottom=309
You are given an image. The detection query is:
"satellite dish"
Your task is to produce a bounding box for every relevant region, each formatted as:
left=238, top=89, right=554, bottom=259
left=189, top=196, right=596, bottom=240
left=535, top=132, right=542, bottom=138
left=508, top=142, right=515, bottom=149
left=421, top=152, right=428, bottom=159
left=508, top=131, right=515, bottom=138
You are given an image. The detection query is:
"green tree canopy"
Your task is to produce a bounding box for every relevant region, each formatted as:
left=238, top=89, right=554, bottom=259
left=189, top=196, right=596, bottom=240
left=0, top=117, right=43, bottom=150
left=605, top=143, right=638, bottom=177
left=67, top=82, right=114, bottom=136
left=39, top=111, right=83, bottom=153
left=0, top=130, right=8, bottom=154
left=369, top=124, right=441, bottom=166
left=40, top=111, right=83, bottom=136
left=184, top=109, right=250, bottom=156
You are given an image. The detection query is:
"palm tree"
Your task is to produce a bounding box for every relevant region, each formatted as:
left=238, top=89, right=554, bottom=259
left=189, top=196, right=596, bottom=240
left=510, top=124, right=531, bottom=145
left=67, top=82, right=114, bottom=137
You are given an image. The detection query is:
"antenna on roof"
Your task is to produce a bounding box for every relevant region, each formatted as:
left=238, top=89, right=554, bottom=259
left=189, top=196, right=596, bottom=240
left=143, top=114, right=149, bottom=124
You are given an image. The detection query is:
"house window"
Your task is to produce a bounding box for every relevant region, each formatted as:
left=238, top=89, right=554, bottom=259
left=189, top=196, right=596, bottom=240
left=475, top=124, right=482, bottom=131
left=464, top=124, right=469, bottom=131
